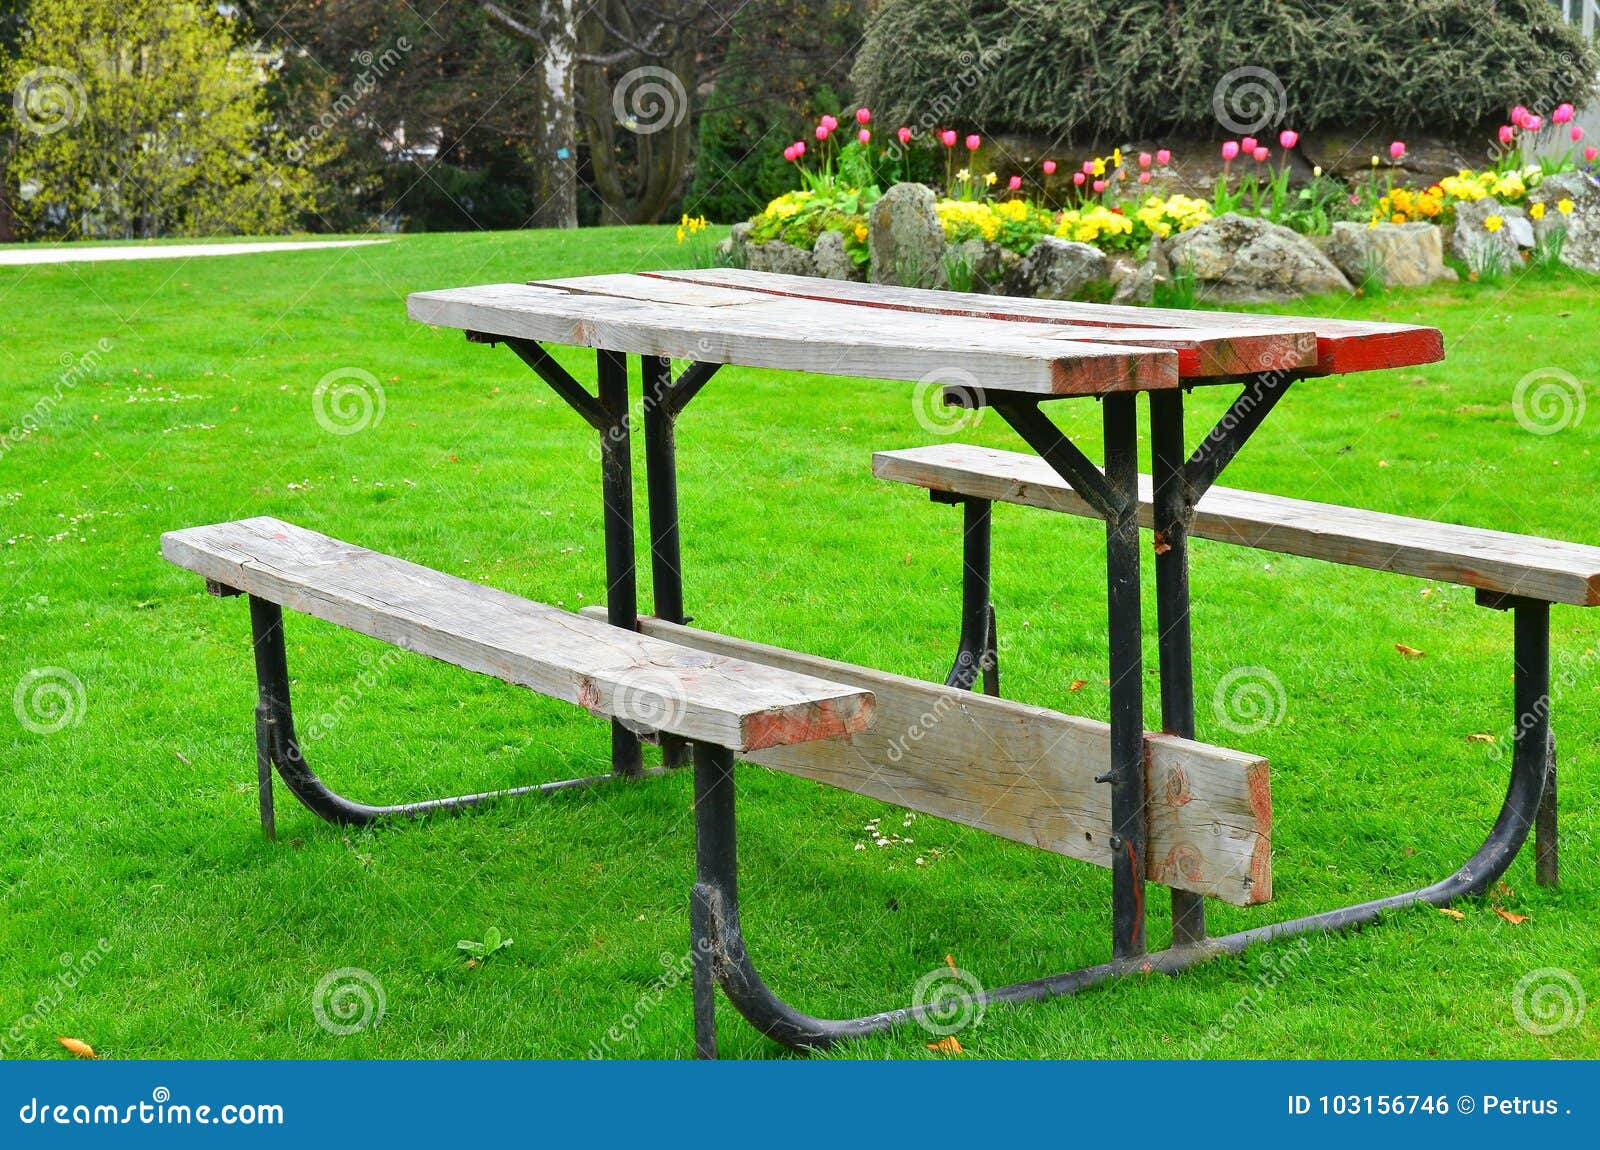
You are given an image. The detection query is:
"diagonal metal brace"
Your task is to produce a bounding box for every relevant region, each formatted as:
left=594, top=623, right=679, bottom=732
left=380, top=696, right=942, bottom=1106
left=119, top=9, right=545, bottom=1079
left=995, top=402, right=1126, bottom=521
left=499, top=337, right=612, bottom=430
left=1184, top=373, right=1294, bottom=499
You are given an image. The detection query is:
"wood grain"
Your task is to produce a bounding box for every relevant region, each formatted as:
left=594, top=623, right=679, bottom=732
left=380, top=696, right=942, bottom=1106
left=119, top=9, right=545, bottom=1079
left=657, top=268, right=1444, bottom=377
left=407, top=280, right=1179, bottom=396
left=162, top=517, right=874, bottom=752
left=874, top=443, right=1600, bottom=605
left=581, top=609, right=1273, bottom=905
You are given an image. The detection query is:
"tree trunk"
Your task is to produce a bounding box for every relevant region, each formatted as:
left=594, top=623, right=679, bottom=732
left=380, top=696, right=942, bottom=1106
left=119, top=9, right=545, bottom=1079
left=529, top=0, right=579, bottom=229
left=0, top=140, right=14, bottom=243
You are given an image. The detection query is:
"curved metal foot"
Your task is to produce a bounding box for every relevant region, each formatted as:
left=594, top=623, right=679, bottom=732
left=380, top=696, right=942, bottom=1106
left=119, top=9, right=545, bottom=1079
left=689, top=601, right=1552, bottom=1055
left=248, top=595, right=658, bottom=839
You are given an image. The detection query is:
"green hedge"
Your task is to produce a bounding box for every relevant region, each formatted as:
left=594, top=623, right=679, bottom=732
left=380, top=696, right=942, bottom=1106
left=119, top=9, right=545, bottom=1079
left=851, top=0, right=1598, bottom=142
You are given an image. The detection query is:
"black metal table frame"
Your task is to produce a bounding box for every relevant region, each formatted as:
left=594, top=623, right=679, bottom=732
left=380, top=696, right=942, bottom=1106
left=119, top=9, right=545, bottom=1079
left=247, top=337, right=1555, bottom=1057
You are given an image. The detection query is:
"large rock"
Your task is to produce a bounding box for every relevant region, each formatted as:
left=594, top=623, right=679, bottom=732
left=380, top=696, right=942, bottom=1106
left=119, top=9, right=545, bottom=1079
left=1163, top=213, right=1352, bottom=302
left=1111, top=245, right=1169, bottom=305
left=812, top=230, right=863, bottom=281
left=1003, top=236, right=1109, bottom=300
left=868, top=182, right=945, bottom=288
left=1449, top=198, right=1533, bottom=271
left=1527, top=171, right=1600, bottom=274
left=742, top=237, right=816, bottom=277
left=1324, top=221, right=1456, bottom=288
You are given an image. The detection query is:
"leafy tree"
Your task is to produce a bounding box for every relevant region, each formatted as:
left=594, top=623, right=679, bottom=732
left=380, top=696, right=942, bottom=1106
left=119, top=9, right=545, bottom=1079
left=5, top=0, right=318, bottom=239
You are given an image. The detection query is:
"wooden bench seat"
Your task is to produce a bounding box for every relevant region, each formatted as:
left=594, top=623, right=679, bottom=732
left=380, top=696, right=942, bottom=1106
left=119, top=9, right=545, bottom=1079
left=874, top=443, right=1600, bottom=606
left=162, top=517, right=875, bottom=753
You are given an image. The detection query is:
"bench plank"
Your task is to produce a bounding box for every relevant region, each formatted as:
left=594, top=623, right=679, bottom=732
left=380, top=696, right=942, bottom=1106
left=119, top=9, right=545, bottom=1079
left=583, top=609, right=1272, bottom=905
left=874, top=444, right=1600, bottom=606
left=657, top=269, right=1444, bottom=377
left=162, top=517, right=874, bottom=752
left=407, top=280, right=1179, bottom=396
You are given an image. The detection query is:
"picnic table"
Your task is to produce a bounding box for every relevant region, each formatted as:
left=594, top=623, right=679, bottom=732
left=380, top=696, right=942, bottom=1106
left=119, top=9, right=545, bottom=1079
left=165, top=267, right=1580, bottom=1057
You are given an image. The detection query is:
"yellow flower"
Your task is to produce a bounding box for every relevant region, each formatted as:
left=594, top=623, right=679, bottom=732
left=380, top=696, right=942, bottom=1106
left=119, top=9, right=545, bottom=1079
left=1392, top=213, right=1407, bottom=225
left=1111, top=147, right=1123, bottom=169
left=956, top=168, right=970, bottom=182
left=675, top=226, right=686, bottom=243
left=1484, top=215, right=1504, bottom=233
left=1558, top=198, right=1575, bottom=216
left=984, top=171, right=997, bottom=186
left=1091, top=157, right=1106, bottom=177
left=854, top=223, right=868, bottom=242
left=1530, top=202, right=1546, bottom=221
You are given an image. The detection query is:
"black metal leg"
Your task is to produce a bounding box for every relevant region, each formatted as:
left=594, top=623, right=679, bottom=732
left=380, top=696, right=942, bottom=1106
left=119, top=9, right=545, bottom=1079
left=598, top=349, right=644, bottom=778
left=1102, top=393, right=1147, bottom=961
left=644, top=355, right=690, bottom=769
left=691, top=740, right=739, bottom=1058
left=1537, top=730, right=1558, bottom=887
left=944, top=497, right=998, bottom=694
left=1150, top=390, right=1207, bottom=946
left=250, top=595, right=285, bottom=841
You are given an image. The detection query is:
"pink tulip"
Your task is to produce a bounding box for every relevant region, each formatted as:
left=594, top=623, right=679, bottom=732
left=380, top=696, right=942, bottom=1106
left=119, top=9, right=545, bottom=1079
left=1553, top=104, right=1575, bottom=125
left=856, top=107, right=871, bottom=125
left=1008, top=175, right=1023, bottom=191
left=815, top=125, right=828, bottom=141
left=965, top=134, right=981, bottom=151
left=1082, top=160, right=1096, bottom=174
left=1279, top=130, right=1298, bottom=149
left=1499, top=125, right=1516, bottom=145
left=1092, top=179, right=1107, bottom=193
left=940, top=129, right=957, bottom=147
left=1572, top=126, right=1585, bottom=143
left=783, top=145, right=797, bottom=162
left=1527, top=116, right=1543, bottom=132
left=1072, top=172, right=1086, bottom=186
left=1512, top=105, right=1529, bottom=125
left=1588, top=146, right=1599, bottom=163
left=794, top=141, right=804, bottom=156
left=1253, top=146, right=1269, bottom=162
left=820, top=115, right=838, bottom=131
left=897, top=126, right=912, bottom=145
left=858, top=128, right=870, bottom=144
left=1241, top=136, right=1258, bottom=152
left=1389, top=141, right=1406, bottom=160
left=1138, top=151, right=1152, bottom=168
left=1042, top=159, right=1057, bottom=175
left=1221, top=141, right=1240, bottom=161
left=1155, top=148, right=1171, bottom=166
left=1138, top=171, right=1152, bottom=184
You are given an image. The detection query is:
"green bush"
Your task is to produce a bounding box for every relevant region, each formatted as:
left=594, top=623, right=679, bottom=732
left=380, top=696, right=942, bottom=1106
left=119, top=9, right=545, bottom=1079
left=851, top=0, right=1598, bottom=143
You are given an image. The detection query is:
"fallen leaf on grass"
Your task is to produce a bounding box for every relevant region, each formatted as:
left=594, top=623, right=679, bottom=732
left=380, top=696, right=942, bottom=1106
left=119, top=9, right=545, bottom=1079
left=57, top=1037, right=96, bottom=1059
left=926, top=1036, right=963, bottom=1055
left=1069, top=679, right=1088, bottom=692
left=1465, top=733, right=1496, bottom=744
left=1395, top=644, right=1426, bottom=658
left=1494, top=909, right=1529, bottom=926
left=1437, top=907, right=1466, bottom=920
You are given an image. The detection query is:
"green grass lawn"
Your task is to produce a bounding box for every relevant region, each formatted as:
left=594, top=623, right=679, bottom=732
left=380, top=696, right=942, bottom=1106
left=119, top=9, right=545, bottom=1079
left=1, top=227, right=1596, bottom=1060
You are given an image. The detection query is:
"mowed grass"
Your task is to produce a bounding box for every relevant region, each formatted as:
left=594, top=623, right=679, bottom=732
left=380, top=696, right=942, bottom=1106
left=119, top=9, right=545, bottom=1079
left=0, top=227, right=1597, bottom=1060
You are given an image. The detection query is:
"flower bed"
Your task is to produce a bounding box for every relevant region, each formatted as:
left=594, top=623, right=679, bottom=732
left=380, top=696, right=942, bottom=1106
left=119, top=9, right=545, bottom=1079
left=724, top=101, right=1599, bottom=302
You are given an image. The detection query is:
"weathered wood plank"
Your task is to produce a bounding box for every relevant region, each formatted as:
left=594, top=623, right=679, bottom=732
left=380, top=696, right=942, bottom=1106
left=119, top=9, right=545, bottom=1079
left=658, top=268, right=1444, bottom=377
left=581, top=609, right=1272, bottom=905
left=874, top=443, right=1600, bottom=606
left=162, top=517, right=874, bottom=752
left=406, top=282, right=1179, bottom=396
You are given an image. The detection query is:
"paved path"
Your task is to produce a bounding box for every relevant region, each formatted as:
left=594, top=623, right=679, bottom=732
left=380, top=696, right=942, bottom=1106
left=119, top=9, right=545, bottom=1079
left=0, top=239, right=389, bottom=267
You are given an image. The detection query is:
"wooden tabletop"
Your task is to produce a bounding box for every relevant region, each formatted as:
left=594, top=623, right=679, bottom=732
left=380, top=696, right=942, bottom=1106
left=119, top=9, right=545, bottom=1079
left=406, top=269, right=1443, bottom=397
